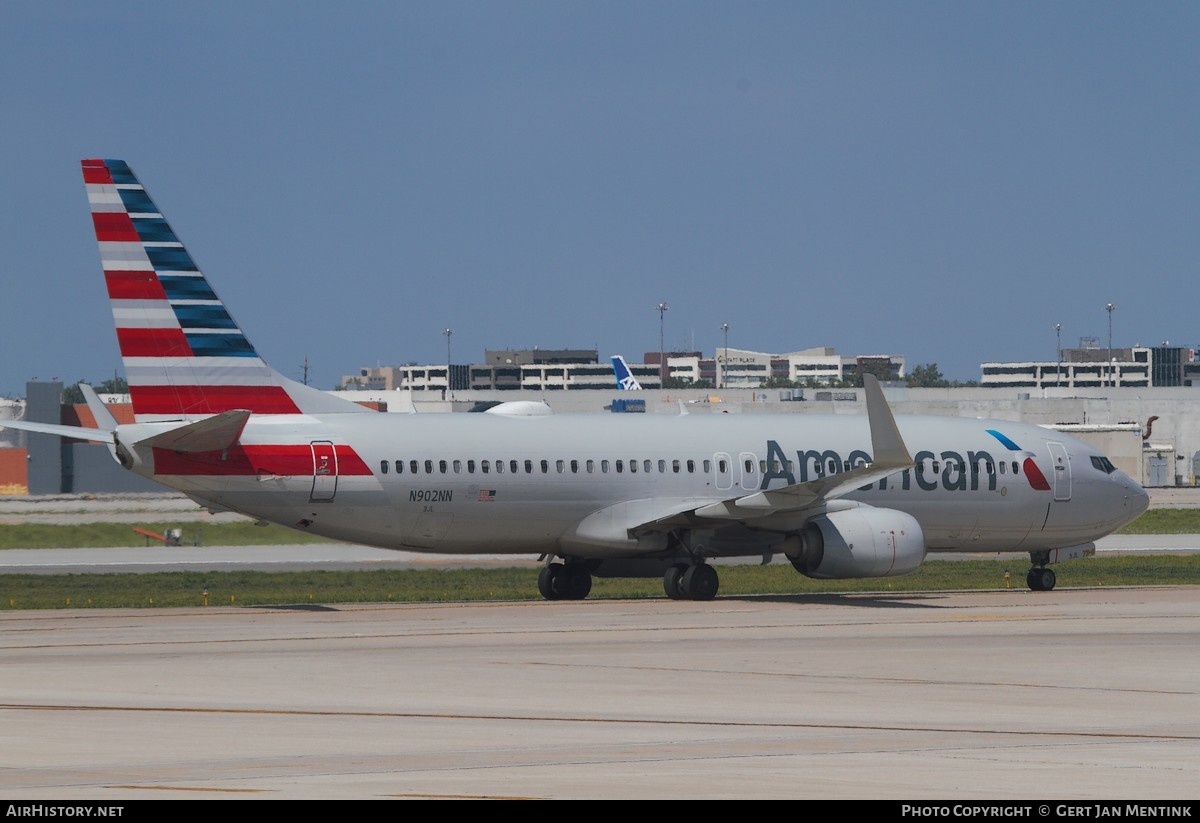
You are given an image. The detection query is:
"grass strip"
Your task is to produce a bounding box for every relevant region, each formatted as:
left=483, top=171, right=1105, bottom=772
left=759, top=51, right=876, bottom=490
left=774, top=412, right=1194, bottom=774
left=3, top=555, right=1199, bottom=611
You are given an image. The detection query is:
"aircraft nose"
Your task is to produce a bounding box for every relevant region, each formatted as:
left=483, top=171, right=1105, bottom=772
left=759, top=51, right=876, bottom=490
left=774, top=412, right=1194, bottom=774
left=1128, top=479, right=1150, bottom=517
left=1107, top=473, right=1150, bottom=529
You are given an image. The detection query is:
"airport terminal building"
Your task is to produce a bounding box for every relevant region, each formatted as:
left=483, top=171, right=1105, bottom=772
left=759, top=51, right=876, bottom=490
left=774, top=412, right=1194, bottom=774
left=342, top=346, right=905, bottom=393
left=982, top=344, right=1199, bottom=390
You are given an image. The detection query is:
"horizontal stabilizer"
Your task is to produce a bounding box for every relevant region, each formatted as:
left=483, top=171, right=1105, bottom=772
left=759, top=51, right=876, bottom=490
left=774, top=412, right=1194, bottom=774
left=0, top=418, right=115, bottom=445
left=136, top=409, right=252, bottom=453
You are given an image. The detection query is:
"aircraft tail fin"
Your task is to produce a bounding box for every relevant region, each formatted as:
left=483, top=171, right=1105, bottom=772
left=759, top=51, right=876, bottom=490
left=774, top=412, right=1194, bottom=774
left=81, top=159, right=368, bottom=422
left=611, top=355, right=643, bottom=390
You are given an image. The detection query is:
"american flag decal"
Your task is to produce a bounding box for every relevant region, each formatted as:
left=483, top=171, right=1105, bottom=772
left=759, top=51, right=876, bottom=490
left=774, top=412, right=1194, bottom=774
left=478, top=489, right=496, bottom=502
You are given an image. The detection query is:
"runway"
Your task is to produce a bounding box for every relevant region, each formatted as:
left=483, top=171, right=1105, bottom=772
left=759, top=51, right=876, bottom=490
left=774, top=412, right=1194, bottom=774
left=1, top=587, right=1197, bottom=800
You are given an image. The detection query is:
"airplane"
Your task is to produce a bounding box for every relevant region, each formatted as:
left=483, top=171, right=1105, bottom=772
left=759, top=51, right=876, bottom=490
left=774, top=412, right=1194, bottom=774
left=0, top=159, right=1150, bottom=601
left=611, top=355, right=644, bottom=390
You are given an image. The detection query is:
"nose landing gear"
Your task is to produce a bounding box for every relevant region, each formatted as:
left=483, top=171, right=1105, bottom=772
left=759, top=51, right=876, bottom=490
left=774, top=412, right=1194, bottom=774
left=1026, top=551, right=1057, bottom=591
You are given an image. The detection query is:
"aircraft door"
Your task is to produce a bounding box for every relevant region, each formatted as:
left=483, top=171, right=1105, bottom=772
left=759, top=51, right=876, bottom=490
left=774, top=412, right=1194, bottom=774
left=738, top=452, right=759, bottom=491
left=1046, top=441, right=1071, bottom=502
left=310, top=440, right=338, bottom=501
left=714, top=452, right=733, bottom=491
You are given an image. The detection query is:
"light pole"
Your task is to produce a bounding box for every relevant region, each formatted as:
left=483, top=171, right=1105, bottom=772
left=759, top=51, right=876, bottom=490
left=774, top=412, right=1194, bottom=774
left=443, top=327, right=453, bottom=398
left=657, top=302, right=669, bottom=386
left=1105, top=303, right=1115, bottom=386
left=1054, top=323, right=1062, bottom=388
left=720, top=323, right=729, bottom=389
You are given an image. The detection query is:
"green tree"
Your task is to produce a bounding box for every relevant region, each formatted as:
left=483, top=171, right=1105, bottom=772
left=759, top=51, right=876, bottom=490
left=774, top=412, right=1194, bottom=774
left=907, top=363, right=950, bottom=388
left=662, top=377, right=712, bottom=389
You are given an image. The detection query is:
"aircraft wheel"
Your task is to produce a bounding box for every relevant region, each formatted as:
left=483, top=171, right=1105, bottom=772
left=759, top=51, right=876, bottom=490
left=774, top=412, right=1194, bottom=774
left=663, top=564, right=687, bottom=600
left=681, top=563, right=719, bottom=601
left=538, top=563, right=563, bottom=600
left=1035, top=567, right=1056, bottom=591
left=1026, top=567, right=1056, bottom=592
left=558, top=564, right=593, bottom=600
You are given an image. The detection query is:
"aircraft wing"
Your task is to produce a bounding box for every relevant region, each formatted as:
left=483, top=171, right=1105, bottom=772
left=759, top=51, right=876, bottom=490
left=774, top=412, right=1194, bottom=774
left=652, top=375, right=912, bottom=524
left=691, top=376, right=902, bottom=518
left=566, top=377, right=913, bottom=550
left=690, top=460, right=906, bottom=519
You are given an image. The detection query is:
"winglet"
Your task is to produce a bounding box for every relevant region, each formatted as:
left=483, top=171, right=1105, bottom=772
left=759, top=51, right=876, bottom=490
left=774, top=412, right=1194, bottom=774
left=863, top=374, right=912, bottom=469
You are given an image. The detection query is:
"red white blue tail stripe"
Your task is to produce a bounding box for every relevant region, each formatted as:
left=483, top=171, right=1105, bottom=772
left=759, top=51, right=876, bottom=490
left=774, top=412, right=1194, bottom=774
left=82, top=159, right=354, bottom=421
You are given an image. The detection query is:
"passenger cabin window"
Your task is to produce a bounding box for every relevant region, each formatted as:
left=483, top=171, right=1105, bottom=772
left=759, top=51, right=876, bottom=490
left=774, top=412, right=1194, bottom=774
left=643, top=460, right=652, bottom=473
left=380, top=461, right=388, bottom=474
left=496, top=461, right=505, bottom=474
left=467, top=459, right=476, bottom=473
left=409, top=460, right=418, bottom=474
left=439, top=460, right=447, bottom=474
left=658, top=459, right=666, bottom=473
left=481, top=460, right=490, bottom=473
left=570, top=460, right=578, bottom=473
left=395, top=460, right=403, bottom=474
left=672, top=460, right=681, bottom=473
left=453, top=460, right=462, bottom=473
left=557, top=460, right=566, bottom=473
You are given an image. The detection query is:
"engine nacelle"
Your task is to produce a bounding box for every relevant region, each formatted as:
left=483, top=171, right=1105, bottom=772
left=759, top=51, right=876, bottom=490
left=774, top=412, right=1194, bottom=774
left=783, top=507, right=926, bottom=579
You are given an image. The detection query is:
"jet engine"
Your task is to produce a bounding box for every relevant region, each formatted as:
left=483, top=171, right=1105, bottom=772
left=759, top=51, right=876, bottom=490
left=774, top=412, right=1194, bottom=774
left=781, top=507, right=926, bottom=579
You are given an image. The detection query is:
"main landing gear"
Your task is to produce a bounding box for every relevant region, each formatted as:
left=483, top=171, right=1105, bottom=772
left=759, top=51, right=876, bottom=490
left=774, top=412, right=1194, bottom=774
left=537, top=562, right=593, bottom=601
left=535, top=557, right=721, bottom=602
left=1026, top=551, right=1057, bottom=591
left=663, top=562, right=719, bottom=601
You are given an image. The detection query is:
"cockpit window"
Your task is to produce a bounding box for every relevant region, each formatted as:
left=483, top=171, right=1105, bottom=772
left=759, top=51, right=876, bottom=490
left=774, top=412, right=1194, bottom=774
left=1091, top=455, right=1117, bottom=474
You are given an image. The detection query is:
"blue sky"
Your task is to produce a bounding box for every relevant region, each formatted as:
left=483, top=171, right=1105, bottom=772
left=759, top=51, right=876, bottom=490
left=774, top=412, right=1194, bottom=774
left=2, top=1, right=1197, bottom=394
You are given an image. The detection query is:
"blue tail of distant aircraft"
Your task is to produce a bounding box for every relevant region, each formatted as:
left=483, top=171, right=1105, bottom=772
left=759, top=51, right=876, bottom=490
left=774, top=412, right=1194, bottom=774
left=611, top=355, right=643, bottom=390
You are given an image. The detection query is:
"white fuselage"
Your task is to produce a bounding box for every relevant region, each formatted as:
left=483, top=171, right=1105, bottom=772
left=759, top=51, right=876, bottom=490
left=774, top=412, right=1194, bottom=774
left=123, top=410, right=1149, bottom=561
